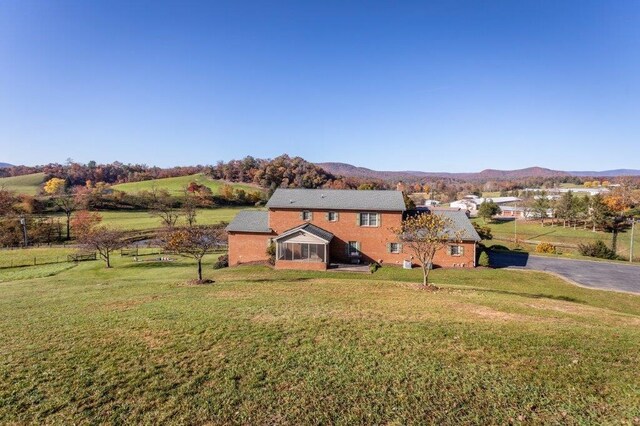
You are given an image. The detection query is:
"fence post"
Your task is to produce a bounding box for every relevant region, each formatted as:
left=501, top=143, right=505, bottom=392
left=34, top=257, right=36, bottom=266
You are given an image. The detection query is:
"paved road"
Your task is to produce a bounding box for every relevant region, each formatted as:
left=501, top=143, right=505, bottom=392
left=489, top=252, right=640, bottom=294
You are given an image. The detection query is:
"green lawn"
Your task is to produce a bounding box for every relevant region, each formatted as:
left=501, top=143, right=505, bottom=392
left=112, top=173, right=261, bottom=195
left=0, top=172, right=45, bottom=195
left=0, top=253, right=638, bottom=423
left=477, top=218, right=640, bottom=260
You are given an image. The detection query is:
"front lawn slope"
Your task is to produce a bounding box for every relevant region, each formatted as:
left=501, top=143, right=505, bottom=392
left=0, top=262, right=638, bottom=424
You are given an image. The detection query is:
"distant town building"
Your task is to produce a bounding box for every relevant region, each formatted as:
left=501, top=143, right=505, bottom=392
left=449, top=195, right=521, bottom=217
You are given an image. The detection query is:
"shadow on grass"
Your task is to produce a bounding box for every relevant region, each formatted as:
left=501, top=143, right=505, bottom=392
left=239, top=277, right=315, bottom=283
left=468, top=286, right=584, bottom=304
left=123, top=262, right=189, bottom=269
left=529, top=230, right=560, bottom=240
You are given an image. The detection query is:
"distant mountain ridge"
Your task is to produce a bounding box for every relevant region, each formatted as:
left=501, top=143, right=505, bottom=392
left=316, top=162, right=640, bottom=181
left=0, top=162, right=13, bottom=168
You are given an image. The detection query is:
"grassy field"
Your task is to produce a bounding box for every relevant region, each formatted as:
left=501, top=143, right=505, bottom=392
left=0, top=172, right=46, bottom=195
left=99, top=207, right=254, bottom=231
left=112, top=173, right=261, bottom=195
left=41, top=207, right=254, bottom=232
left=0, top=252, right=639, bottom=424
left=476, top=218, right=640, bottom=260
left=0, top=246, right=77, bottom=269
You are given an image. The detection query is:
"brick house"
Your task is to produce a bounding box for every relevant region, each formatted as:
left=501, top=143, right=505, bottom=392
left=226, top=188, right=480, bottom=270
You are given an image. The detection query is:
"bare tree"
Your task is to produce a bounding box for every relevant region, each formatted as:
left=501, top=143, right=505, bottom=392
left=79, top=226, right=125, bottom=268
left=150, top=189, right=180, bottom=228
left=182, top=190, right=198, bottom=227
left=164, top=226, right=225, bottom=282
left=395, top=212, right=464, bottom=287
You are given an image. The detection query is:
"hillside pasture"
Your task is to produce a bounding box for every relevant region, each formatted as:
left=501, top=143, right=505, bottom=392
left=0, top=255, right=638, bottom=424
left=0, top=172, right=45, bottom=195
left=112, top=173, right=261, bottom=195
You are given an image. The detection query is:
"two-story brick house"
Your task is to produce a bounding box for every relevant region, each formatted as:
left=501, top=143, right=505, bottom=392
left=226, top=188, right=480, bottom=270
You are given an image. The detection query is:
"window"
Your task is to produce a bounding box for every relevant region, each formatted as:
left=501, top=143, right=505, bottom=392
left=449, top=245, right=464, bottom=256
left=301, top=210, right=312, bottom=221
left=347, top=241, right=360, bottom=257
left=327, top=211, right=338, bottom=222
left=358, top=212, right=379, bottom=227
left=389, top=242, right=401, bottom=254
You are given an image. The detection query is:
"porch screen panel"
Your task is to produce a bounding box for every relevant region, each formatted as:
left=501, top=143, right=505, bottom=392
left=293, top=244, right=302, bottom=260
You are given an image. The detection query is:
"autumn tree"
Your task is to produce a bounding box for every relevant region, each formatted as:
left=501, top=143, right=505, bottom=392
left=43, top=177, right=76, bottom=240
left=0, top=187, right=19, bottom=216
left=472, top=222, right=493, bottom=240
left=70, top=211, right=103, bottom=236
left=164, top=226, right=226, bottom=282
left=395, top=212, right=464, bottom=287
left=78, top=226, right=125, bottom=268
left=477, top=200, right=501, bottom=223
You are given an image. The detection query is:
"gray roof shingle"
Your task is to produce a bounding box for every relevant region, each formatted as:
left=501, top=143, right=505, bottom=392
left=404, top=209, right=481, bottom=242
left=436, top=210, right=481, bottom=241
left=226, top=210, right=272, bottom=233
left=266, top=188, right=406, bottom=211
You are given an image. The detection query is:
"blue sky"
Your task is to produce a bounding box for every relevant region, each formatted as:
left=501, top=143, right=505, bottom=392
left=1, top=1, right=639, bottom=172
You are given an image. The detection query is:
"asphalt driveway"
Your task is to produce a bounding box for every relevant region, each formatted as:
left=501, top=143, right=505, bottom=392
left=489, top=251, right=640, bottom=294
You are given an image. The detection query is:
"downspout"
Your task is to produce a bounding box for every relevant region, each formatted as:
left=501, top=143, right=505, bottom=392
left=473, top=241, right=477, bottom=267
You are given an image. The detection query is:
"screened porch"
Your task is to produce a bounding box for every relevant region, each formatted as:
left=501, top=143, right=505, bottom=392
left=274, top=223, right=333, bottom=265
left=277, top=242, right=328, bottom=263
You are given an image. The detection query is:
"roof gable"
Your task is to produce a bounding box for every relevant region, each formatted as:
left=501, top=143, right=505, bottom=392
left=275, top=223, right=334, bottom=243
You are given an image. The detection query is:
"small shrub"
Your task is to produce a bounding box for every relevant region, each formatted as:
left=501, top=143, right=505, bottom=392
left=213, top=254, right=229, bottom=269
left=535, top=242, right=556, bottom=254
left=478, top=251, right=490, bottom=267
left=577, top=240, right=618, bottom=260
left=266, top=242, right=276, bottom=265
left=369, top=262, right=381, bottom=273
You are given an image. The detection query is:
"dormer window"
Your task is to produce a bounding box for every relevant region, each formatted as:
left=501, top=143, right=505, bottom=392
left=301, top=210, right=312, bottom=221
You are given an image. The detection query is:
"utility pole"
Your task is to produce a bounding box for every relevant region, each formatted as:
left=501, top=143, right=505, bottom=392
left=631, top=218, right=636, bottom=263
left=19, top=216, right=28, bottom=247
left=514, top=201, right=518, bottom=246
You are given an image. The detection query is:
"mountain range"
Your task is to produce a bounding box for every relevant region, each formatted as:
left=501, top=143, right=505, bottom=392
left=316, top=162, right=640, bottom=181
left=0, top=162, right=14, bottom=168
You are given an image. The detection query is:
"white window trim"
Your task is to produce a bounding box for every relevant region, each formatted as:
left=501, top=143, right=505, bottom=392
left=327, top=211, right=338, bottom=222
left=302, top=210, right=312, bottom=221
left=389, top=242, right=401, bottom=254
left=359, top=212, right=379, bottom=227
left=450, top=245, right=463, bottom=257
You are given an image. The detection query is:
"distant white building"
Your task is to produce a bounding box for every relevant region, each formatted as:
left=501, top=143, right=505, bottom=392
left=423, top=199, right=440, bottom=207
left=449, top=195, right=521, bottom=217
left=524, top=187, right=610, bottom=196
